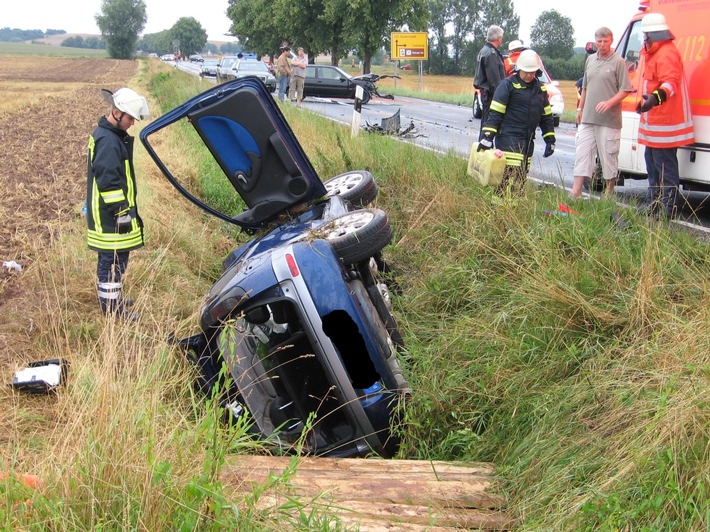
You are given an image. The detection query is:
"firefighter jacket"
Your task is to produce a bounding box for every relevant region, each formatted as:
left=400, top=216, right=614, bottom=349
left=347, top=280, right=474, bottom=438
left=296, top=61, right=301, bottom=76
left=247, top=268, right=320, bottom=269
left=474, top=42, right=506, bottom=95
left=638, top=39, right=694, bottom=149
left=482, top=74, right=556, bottom=168
left=504, top=51, right=523, bottom=76
left=86, top=116, right=144, bottom=252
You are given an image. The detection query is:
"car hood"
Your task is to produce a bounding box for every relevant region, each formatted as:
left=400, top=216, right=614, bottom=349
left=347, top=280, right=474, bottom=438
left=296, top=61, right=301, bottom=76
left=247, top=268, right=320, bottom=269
left=140, top=78, right=327, bottom=229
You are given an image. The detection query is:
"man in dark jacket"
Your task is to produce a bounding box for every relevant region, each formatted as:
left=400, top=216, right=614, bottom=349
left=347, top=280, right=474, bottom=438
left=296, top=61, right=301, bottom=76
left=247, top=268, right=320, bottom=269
left=473, top=25, right=506, bottom=137
left=478, top=50, right=556, bottom=196
left=87, top=87, right=150, bottom=319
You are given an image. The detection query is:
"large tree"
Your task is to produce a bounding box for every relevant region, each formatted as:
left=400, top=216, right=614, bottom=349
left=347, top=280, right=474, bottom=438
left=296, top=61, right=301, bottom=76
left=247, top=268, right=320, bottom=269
left=530, top=9, right=574, bottom=60
left=344, top=0, right=428, bottom=73
left=95, top=0, right=147, bottom=59
left=227, top=0, right=282, bottom=57
left=170, top=17, right=208, bottom=57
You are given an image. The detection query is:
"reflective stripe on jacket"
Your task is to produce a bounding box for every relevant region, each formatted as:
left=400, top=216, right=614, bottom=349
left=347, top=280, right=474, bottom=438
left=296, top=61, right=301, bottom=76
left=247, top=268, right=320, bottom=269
left=638, top=40, right=694, bottom=148
left=86, top=116, right=144, bottom=252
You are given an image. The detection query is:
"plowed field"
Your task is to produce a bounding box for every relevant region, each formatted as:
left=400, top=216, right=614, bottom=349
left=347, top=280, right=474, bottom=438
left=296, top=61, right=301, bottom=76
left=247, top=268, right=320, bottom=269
left=0, top=57, right=138, bottom=367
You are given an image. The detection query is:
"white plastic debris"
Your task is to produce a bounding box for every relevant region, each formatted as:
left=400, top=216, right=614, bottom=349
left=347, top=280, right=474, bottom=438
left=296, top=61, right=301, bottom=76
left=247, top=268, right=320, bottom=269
left=3, top=261, right=22, bottom=272
left=14, top=364, right=62, bottom=388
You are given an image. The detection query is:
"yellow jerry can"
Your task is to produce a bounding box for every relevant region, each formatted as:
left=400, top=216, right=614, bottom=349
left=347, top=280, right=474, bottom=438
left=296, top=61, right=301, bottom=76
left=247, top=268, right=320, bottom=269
left=467, top=146, right=506, bottom=187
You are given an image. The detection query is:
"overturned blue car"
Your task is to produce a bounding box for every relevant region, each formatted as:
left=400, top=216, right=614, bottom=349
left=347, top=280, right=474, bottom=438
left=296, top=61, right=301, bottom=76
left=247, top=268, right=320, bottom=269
left=140, top=78, right=409, bottom=458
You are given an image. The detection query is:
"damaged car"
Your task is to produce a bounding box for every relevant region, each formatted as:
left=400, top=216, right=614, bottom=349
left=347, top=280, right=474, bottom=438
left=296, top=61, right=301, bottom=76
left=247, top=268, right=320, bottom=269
left=140, top=78, right=409, bottom=458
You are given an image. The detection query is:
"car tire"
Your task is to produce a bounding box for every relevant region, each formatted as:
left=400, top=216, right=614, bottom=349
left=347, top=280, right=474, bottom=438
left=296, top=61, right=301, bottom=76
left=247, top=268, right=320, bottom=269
left=320, top=209, right=392, bottom=264
left=323, top=170, right=378, bottom=207
left=361, top=89, right=372, bottom=105
left=473, top=93, right=482, bottom=119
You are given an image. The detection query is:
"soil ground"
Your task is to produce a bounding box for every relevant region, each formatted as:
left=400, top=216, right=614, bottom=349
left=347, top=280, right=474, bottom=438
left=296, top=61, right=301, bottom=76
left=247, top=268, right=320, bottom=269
left=0, top=57, right=137, bottom=370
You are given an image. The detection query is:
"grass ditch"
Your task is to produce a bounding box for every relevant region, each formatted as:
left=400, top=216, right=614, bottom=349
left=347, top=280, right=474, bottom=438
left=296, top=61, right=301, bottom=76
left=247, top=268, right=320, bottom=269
left=2, top=59, right=709, bottom=529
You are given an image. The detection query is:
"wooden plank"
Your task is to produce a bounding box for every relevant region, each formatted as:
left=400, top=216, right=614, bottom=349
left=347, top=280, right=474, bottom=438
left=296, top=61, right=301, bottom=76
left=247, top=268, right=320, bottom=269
left=225, top=455, right=495, bottom=477
left=221, top=455, right=512, bottom=530
left=246, top=495, right=512, bottom=530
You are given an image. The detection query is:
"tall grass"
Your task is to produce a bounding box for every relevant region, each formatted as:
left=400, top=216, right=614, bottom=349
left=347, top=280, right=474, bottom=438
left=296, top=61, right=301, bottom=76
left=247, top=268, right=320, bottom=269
left=3, top=61, right=708, bottom=530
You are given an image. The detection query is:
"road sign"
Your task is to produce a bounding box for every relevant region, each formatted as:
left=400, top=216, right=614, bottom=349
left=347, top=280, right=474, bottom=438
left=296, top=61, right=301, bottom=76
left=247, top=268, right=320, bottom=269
left=391, top=32, right=428, bottom=61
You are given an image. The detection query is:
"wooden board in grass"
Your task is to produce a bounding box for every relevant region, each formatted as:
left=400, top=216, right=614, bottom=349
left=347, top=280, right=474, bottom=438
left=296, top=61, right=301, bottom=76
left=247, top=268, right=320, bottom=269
left=220, top=455, right=513, bottom=530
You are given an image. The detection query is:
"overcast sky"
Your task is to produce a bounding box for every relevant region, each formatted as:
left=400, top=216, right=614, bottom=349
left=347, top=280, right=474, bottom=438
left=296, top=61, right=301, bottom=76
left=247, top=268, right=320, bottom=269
left=5, top=0, right=641, bottom=46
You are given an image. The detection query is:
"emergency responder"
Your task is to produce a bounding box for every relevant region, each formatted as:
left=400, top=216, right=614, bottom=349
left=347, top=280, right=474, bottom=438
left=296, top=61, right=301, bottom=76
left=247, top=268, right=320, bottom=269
left=477, top=49, right=556, bottom=196
left=504, top=40, right=527, bottom=76
left=86, top=88, right=150, bottom=320
left=637, top=12, right=694, bottom=219
left=473, top=25, right=506, bottom=137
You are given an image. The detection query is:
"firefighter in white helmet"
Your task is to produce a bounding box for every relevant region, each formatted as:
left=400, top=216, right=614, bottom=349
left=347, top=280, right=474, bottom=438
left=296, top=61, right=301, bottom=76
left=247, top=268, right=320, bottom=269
left=86, top=88, right=150, bottom=320
left=478, top=49, right=556, bottom=197
left=636, top=12, right=694, bottom=219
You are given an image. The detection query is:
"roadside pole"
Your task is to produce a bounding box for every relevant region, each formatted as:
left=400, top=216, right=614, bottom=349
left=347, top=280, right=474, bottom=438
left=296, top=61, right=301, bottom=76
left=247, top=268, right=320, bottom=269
left=351, top=85, right=363, bottom=137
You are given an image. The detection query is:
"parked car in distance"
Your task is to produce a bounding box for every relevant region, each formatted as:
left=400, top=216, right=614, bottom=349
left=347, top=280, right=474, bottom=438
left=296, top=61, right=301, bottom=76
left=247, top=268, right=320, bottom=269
left=200, top=60, right=219, bottom=78
left=139, top=78, right=409, bottom=458
left=189, top=54, right=204, bottom=62
left=216, top=56, right=238, bottom=83
left=217, top=59, right=276, bottom=92
left=473, top=62, right=564, bottom=127
left=295, top=65, right=376, bottom=104
left=160, top=53, right=176, bottom=61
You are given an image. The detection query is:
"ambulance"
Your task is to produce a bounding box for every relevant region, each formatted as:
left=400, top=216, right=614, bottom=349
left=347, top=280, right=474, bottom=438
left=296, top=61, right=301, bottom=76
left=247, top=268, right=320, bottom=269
left=608, top=0, right=710, bottom=191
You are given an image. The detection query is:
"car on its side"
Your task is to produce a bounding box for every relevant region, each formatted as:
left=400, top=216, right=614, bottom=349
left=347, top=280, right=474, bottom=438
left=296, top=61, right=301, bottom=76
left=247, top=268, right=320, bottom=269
left=139, top=78, right=408, bottom=458
left=200, top=60, right=219, bottom=78
left=218, top=59, right=276, bottom=92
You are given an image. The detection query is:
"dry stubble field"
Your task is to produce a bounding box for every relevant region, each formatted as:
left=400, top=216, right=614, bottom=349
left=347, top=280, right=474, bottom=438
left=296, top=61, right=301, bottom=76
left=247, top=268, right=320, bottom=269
left=0, top=57, right=138, bottom=375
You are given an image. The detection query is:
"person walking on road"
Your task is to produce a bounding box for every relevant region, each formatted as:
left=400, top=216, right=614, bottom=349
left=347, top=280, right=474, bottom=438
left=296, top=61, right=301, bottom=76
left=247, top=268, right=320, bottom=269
left=570, top=27, right=632, bottom=199
left=473, top=25, right=506, bottom=138
left=276, top=43, right=292, bottom=102
left=289, top=47, right=308, bottom=107
left=636, top=13, right=694, bottom=220
left=477, top=49, right=556, bottom=197
left=86, top=88, right=150, bottom=320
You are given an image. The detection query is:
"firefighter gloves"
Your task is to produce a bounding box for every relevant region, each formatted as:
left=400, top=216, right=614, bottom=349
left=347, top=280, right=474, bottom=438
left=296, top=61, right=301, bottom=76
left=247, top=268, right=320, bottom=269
left=477, top=132, right=494, bottom=152
left=543, top=142, right=555, bottom=158
left=637, top=88, right=667, bottom=113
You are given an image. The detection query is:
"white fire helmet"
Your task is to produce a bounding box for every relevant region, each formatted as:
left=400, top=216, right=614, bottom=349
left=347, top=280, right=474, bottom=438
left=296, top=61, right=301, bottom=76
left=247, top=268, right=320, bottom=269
left=508, top=40, right=525, bottom=52
left=516, top=49, right=541, bottom=73
left=641, top=13, right=669, bottom=33
left=101, top=88, right=150, bottom=120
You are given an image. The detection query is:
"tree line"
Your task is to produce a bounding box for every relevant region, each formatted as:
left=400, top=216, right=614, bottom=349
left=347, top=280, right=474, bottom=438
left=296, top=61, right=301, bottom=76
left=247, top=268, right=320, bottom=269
left=91, top=0, right=587, bottom=80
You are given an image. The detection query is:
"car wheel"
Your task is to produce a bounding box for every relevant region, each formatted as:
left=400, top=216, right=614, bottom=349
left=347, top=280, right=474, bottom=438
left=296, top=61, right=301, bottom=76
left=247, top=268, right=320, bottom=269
left=361, top=89, right=372, bottom=105
left=323, top=170, right=378, bottom=207
left=473, top=93, right=482, bottom=119
left=319, top=209, right=392, bottom=264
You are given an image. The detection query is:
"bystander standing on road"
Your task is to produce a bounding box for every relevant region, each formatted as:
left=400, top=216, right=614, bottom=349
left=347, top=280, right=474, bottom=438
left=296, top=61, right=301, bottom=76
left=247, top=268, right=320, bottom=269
left=473, top=25, right=506, bottom=138
left=289, top=47, right=308, bottom=107
left=636, top=13, right=694, bottom=220
left=570, top=28, right=632, bottom=199
left=478, top=50, right=556, bottom=197
left=276, top=43, right=292, bottom=102
left=86, top=88, right=150, bottom=320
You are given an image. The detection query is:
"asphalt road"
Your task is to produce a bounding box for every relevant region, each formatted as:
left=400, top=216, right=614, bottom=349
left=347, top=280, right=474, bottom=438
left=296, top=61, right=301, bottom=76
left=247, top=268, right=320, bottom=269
left=299, top=94, right=710, bottom=230
left=174, top=60, right=710, bottom=231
